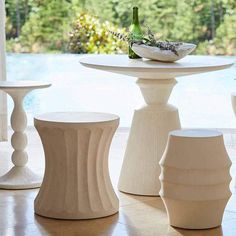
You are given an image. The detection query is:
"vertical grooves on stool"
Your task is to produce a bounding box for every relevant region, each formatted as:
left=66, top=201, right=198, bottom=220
left=34, top=117, right=119, bottom=219
left=102, top=126, right=118, bottom=209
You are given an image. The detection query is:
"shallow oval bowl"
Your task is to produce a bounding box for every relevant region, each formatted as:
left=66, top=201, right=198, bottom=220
left=132, top=42, right=196, bottom=62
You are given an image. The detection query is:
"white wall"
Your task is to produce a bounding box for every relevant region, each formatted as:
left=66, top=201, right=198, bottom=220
left=0, top=0, right=7, bottom=141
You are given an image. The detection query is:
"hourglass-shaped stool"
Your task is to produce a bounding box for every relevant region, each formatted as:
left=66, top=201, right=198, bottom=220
left=34, top=112, right=119, bottom=219
left=0, top=81, right=51, bottom=189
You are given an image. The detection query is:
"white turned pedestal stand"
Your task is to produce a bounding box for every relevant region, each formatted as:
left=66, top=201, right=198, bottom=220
left=80, top=55, right=233, bottom=196
left=0, top=81, right=51, bottom=189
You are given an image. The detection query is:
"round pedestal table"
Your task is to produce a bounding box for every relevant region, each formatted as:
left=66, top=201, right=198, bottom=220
left=0, top=81, right=51, bottom=189
left=80, top=55, right=233, bottom=196
left=34, top=112, right=119, bottom=219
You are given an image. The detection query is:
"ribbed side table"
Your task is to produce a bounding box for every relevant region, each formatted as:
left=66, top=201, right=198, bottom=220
left=0, top=81, right=51, bottom=189
left=34, top=112, right=119, bottom=219
left=160, top=129, right=232, bottom=229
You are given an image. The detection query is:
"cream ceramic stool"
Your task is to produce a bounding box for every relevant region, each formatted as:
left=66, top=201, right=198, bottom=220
left=160, top=129, right=232, bottom=229
left=0, top=81, right=51, bottom=189
left=34, top=112, right=119, bottom=219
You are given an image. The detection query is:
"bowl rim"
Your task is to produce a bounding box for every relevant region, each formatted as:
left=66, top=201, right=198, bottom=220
left=132, top=42, right=197, bottom=50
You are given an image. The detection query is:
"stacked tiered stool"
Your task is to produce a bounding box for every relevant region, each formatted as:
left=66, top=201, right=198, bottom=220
left=159, top=129, right=232, bottom=229
left=34, top=112, right=119, bottom=219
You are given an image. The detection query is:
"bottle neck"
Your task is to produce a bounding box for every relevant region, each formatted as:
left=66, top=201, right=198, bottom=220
left=133, top=8, right=139, bottom=24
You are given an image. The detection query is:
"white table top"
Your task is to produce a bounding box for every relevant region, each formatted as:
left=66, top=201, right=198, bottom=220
left=170, top=129, right=222, bottom=138
left=34, top=112, right=119, bottom=124
left=0, top=81, right=51, bottom=89
left=80, top=55, right=234, bottom=79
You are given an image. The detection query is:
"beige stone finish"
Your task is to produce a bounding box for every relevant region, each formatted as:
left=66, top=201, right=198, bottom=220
left=118, top=79, right=180, bottom=195
left=34, top=112, right=120, bottom=219
left=160, top=129, right=232, bottom=229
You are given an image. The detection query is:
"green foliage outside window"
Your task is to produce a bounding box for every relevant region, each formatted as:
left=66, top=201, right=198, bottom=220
left=6, top=0, right=74, bottom=53
left=5, top=0, right=236, bottom=55
left=68, top=13, right=127, bottom=54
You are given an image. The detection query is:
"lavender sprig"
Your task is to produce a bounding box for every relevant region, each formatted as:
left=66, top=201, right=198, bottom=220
left=109, top=28, right=183, bottom=56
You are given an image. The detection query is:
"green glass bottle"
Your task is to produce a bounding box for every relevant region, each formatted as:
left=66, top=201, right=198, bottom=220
left=128, top=7, right=143, bottom=59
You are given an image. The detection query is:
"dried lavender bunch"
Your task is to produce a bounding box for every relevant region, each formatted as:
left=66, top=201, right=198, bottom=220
left=108, top=30, right=129, bottom=42
left=109, top=28, right=183, bottom=56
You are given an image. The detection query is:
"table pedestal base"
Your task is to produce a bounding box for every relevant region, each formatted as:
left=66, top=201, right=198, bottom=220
left=118, top=78, right=181, bottom=196
left=0, top=166, right=41, bottom=189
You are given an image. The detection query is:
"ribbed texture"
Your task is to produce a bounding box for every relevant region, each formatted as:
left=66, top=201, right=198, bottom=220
left=118, top=106, right=180, bottom=195
left=159, top=130, right=232, bottom=229
left=34, top=119, right=119, bottom=219
left=118, top=78, right=181, bottom=196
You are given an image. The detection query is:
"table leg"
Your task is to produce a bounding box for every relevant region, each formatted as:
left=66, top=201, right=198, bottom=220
left=231, top=93, right=236, bottom=187
left=0, top=89, right=41, bottom=189
left=118, top=78, right=181, bottom=196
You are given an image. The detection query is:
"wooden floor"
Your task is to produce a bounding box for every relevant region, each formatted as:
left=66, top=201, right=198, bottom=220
left=1, top=128, right=236, bottom=236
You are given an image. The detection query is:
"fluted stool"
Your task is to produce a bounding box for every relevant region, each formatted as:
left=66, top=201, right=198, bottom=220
left=159, top=129, right=232, bottom=229
left=34, top=112, right=119, bottom=219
